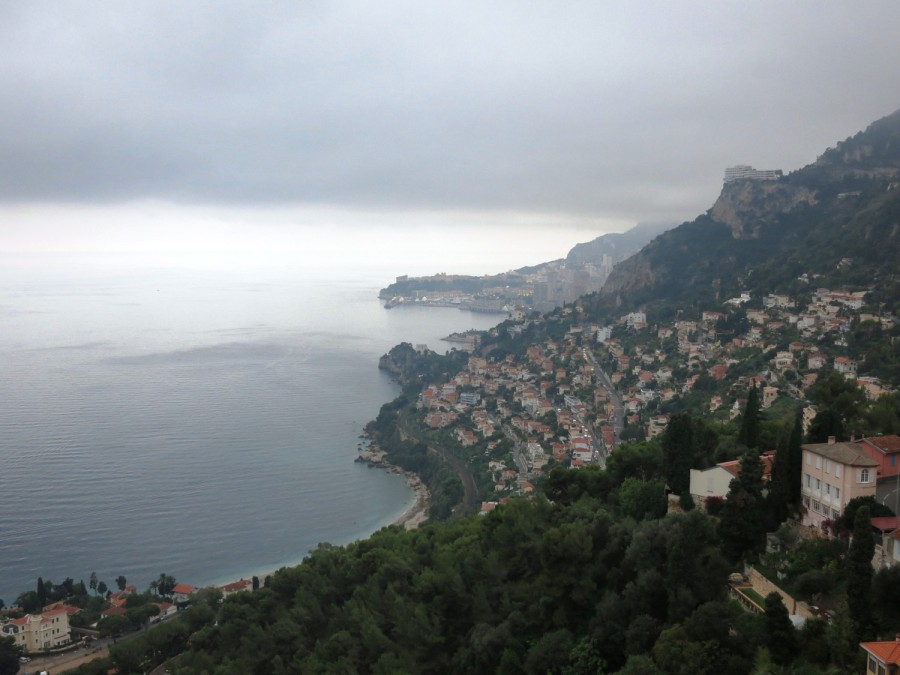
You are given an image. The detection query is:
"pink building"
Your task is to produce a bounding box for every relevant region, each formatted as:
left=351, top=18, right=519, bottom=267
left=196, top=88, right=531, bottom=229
left=801, top=438, right=877, bottom=531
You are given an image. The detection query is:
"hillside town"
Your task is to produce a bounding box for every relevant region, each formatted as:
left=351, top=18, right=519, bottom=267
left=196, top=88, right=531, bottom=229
left=391, top=282, right=896, bottom=512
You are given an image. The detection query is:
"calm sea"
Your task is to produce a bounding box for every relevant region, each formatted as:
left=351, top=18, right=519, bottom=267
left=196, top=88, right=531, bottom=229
left=0, top=258, right=500, bottom=603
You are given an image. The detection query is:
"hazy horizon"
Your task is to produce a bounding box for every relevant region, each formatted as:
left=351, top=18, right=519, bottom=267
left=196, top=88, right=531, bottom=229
left=2, top=2, right=899, bottom=267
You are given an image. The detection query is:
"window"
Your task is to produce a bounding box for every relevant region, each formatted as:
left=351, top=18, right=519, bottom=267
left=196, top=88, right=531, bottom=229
left=825, top=459, right=831, bottom=473
left=825, top=483, right=831, bottom=496
left=869, top=655, right=876, bottom=673
left=836, top=464, right=841, bottom=478
left=803, top=496, right=810, bottom=508
left=815, top=478, right=821, bottom=491
left=806, top=453, right=811, bottom=465
left=860, top=469, right=871, bottom=483
left=816, top=456, right=821, bottom=469
left=805, top=473, right=811, bottom=487
left=832, top=508, right=840, bottom=519
left=835, top=487, right=840, bottom=501
left=812, top=500, right=820, bottom=512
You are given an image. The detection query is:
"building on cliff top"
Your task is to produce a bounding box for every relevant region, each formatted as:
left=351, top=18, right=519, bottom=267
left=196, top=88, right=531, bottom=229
left=724, top=165, right=783, bottom=182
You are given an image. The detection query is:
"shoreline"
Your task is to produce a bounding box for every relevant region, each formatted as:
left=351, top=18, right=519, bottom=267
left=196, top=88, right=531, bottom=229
left=212, top=445, right=430, bottom=593
left=355, top=442, right=431, bottom=531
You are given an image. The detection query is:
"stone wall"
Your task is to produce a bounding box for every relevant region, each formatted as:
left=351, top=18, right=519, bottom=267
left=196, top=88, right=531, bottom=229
left=744, top=565, right=815, bottom=620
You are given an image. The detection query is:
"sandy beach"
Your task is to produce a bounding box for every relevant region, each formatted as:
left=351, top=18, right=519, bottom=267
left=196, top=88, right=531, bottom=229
left=389, top=470, right=430, bottom=530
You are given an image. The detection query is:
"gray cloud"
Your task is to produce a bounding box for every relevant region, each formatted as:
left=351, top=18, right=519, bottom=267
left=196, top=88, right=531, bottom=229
left=1, top=1, right=899, bottom=225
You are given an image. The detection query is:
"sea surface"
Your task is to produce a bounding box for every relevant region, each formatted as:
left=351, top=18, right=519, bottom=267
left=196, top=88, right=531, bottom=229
left=0, top=259, right=501, bottom=603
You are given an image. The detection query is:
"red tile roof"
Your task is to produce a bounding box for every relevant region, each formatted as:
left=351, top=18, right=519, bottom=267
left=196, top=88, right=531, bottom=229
left=862, top=435, right=900, bottom=454
left=171, top=584, right=193, bottom=595
left=222, top=579, right=251, bottom=593
left=871, top=517, right=900, bottom=531
left=718, top=451, right=776, bottom=479
left=862, top=639, right=900, bottom=665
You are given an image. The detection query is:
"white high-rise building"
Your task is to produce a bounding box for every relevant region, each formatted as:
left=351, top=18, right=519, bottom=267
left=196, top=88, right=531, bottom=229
left=724, top=165, right=782, bottom=182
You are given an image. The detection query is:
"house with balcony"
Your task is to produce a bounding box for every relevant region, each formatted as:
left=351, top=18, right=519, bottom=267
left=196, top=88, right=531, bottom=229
left=801, top=438, right=877, bottom=531
left=871, top=516, right=900, bottom=571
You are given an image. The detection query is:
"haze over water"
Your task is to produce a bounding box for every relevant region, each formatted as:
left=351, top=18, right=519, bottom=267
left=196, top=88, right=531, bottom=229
left=0, top=254, right=503, bottom=603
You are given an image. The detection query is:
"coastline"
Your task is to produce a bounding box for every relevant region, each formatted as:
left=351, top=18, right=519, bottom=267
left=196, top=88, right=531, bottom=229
left=211, top=445, right=430, bottom=593
left=356, top=443, right=431, bottom=531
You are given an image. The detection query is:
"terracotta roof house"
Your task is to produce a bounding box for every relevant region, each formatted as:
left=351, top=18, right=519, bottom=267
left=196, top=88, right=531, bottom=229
left=221, top=578, right=252, bottom=598
left=861, top=635, right=900, bottom=674
left=170, top=584, right=194, bottom=603
left=689, top=451, right=775, bottom=507
left=856, top=435, right=900, bottom=480
left=2, top=608, right=72, bottom=651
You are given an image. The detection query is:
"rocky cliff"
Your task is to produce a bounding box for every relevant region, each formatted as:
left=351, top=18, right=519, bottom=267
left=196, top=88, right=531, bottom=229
left=597, top=109, right=900, bottom=309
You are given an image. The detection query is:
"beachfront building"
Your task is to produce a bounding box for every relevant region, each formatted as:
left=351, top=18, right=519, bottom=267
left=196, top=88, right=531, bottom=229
left=801, top=437, right=877, bottom=531
left=1, top=607, right=71, bottom=652
left=170, top=584, right=194, bottom=604
left=221, top=578, right=252, bottom=599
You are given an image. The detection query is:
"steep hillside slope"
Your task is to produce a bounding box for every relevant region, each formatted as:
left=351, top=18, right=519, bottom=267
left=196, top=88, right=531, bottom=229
left=597, top=109, right=900, bottom=315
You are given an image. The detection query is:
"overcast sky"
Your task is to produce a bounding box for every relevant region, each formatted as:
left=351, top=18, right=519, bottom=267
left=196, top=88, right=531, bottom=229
left=2, top=1, right=899, bottom=262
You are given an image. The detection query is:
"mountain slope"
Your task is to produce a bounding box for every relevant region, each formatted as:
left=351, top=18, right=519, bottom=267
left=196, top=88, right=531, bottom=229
left=597, top=109, right=900, bottom=315
left=565, top=222, right=673, bottom=265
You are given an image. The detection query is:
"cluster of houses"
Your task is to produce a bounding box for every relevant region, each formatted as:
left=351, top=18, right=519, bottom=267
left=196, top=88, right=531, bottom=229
left=598, top=286, right=894, bottom=439
left=688, top=435, right=900, bottom=547
left=411, top=282, right=896, bottom=511
left=0, top=578, right=257, bottom=656
left=415, top=319, right=618, bottom=499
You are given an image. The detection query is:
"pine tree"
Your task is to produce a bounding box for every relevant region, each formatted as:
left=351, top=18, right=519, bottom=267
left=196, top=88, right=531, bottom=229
left=763, top=592, right=797, bottom=666
left=766, top=434, right=791, bottom=528
left=787, top=408, right=803, bottom=507
left=846, top=505, right=875, bottom=639
left=36, top=577, right=46, bottom=609
left=738, top=384, right=761, bottom=449
left=662, top=413, right=694, bottom=494
left=719, top=450, right=767, bottom=561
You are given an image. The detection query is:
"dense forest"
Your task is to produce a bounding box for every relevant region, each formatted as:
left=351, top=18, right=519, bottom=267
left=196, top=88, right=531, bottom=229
left=62, top=453, right=899, bottom=674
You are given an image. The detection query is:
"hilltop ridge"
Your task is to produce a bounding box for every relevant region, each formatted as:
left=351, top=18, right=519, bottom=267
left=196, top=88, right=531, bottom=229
left=597, top=109, right=900, bottom=314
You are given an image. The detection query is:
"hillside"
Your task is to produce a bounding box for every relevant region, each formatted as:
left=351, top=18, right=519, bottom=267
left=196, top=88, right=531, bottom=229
left=565, top=222, right=673, bottom=265
left=597, top=109, right=900, bottom=316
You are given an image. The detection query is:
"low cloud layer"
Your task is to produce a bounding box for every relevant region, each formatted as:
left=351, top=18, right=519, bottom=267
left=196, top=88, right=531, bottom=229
left=2, top=1, right=899, bottom=226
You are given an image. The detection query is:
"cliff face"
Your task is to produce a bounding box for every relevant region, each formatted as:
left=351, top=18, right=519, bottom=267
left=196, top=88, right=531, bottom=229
left=709, top=181, right=817, bottom=239
left=597, top=109, right=900, bottom=309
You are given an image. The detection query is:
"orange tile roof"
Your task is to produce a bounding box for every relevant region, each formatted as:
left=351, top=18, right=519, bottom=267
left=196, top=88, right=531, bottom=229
left=222, top=579, right=251, bottom=592
left=171, top=584, right=193, bottom=595
left=717, top=451, right=776, bottom=479
left=862, top=639, right=900, bottom=665
left=862, top=435, right=900, bottom=453
left=871, top=517, right=900, bottom=531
